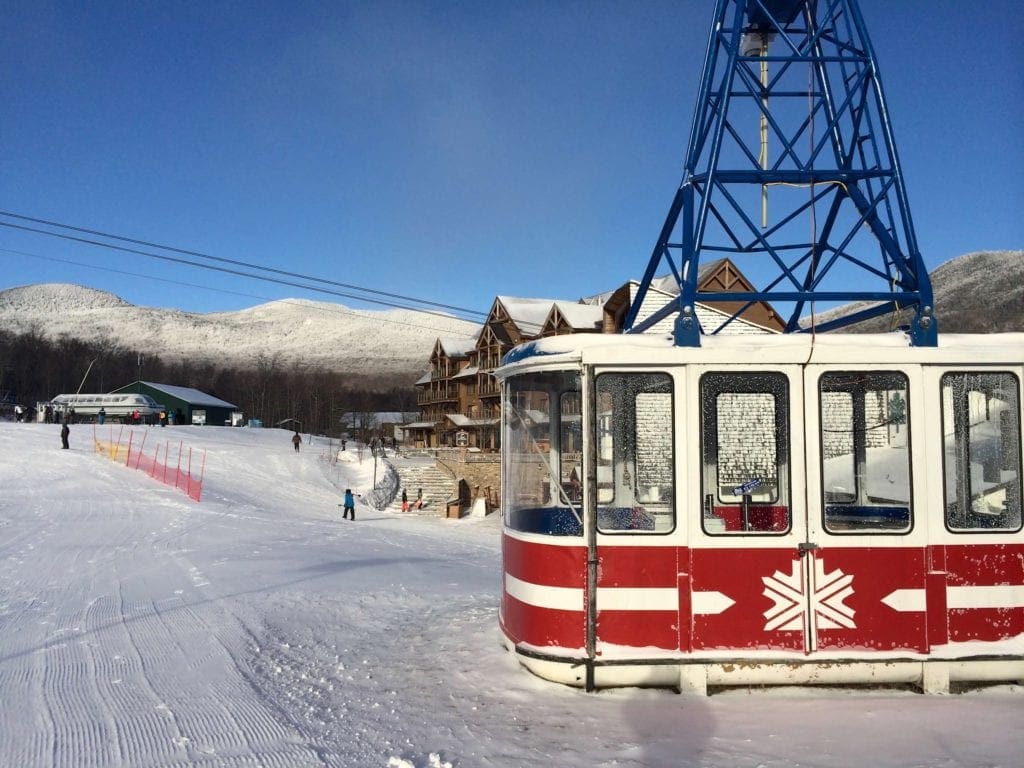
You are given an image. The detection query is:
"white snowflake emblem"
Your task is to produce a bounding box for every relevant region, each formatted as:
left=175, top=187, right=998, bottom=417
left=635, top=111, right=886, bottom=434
left=762, top=558, right=855, bottom=631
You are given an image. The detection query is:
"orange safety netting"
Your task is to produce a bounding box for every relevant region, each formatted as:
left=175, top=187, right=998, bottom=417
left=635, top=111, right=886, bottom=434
left=93, top=425, right=205, bottom=502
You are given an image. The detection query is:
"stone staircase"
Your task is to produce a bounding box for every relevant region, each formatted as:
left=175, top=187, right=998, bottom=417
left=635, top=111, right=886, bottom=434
left=384, top=458, right=456, bottom=515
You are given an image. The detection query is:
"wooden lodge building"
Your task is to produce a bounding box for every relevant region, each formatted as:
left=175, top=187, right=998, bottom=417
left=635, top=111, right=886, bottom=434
left=404, top=259, right=783, bottom=450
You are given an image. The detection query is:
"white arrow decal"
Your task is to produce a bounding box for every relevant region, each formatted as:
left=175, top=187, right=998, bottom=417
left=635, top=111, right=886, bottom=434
left=881, top=584, right=1024, bottom=613
left=692, top=590, right=736, bottom=616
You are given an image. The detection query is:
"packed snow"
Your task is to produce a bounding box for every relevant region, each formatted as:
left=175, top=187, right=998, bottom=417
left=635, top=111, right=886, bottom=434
left=1, top=421, right=1022, bottom=768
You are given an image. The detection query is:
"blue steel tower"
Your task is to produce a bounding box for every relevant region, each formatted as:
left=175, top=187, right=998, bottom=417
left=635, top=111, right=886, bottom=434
left=625, top=0, right=937, bottom=346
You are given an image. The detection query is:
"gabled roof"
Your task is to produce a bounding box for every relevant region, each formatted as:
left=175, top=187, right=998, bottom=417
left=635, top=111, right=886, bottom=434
left=489, top=296, right=555, bottom=336
left=481, top=321, right=515, bottom=347
left=545, top=301, right=603, bottom=332
left=139, top=382, right=238, bottom=409
left=434, top=336, right=476, bottom=358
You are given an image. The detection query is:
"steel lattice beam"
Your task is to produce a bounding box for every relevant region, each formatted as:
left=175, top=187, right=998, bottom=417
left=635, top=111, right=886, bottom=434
left=626, top=0, right=937, bottom=346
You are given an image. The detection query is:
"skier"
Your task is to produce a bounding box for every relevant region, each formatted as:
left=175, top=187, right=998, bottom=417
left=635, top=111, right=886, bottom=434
left=342, top=488, right=356, bottom=521
left=97, top=407, right=106, bottom=425
left=60, top=419, right=70, bottom=449
left=292, top=432, right=302, bottom=452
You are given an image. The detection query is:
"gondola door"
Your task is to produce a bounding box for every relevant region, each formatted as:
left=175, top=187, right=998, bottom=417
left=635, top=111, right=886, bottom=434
left=590, top=370, right=683, bottom=654
left=801, top=366, right=929, bottom=653
left=688, top=368, right=810, bottom=652
left=688, top=365, right=928, bottom=655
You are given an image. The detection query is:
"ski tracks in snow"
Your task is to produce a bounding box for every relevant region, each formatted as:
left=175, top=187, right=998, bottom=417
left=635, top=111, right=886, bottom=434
left=0, top=428, right=331, bottom=767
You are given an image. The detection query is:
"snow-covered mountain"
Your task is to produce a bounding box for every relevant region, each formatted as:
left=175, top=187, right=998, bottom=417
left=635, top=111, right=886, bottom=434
left=0, top=283, right=479, bottom=376
left=804, top=250, right=1024, bottom=333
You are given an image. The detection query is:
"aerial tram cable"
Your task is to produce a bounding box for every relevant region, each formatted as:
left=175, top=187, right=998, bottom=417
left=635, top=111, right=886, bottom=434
left=0, top=219, right=484, bottom=325
left=0, top=209, right=488, bottom=320
left=0, top=246, right=479, bottom=339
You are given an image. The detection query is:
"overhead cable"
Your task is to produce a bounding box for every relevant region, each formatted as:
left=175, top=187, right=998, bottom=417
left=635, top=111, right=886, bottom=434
left=0, top=246, right=479, bottom=339
left=0, top=209, right=487, bottom=320
left=0, top=219, right=483, bottom=325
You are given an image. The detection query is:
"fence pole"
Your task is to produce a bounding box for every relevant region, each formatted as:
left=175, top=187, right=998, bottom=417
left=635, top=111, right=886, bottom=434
left=186, top=447, right=193, bottom=498
left=135, top=430, right=147, bottom=469
left=125, top=431, right=134, bottom=466
left=175, top=440, right=184, bottom=488
left=163, top=440, right=170, bottom=483
left=195, top=449, right=207, bottom=502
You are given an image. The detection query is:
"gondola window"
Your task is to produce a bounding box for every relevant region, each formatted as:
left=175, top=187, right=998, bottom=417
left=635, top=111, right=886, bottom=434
left=503, top=372, right=583, bottom=536
left=595, top=373, right=675, bottom=534
left=941, top=372, right=1022, bottom=532
left=819, top=372, right=912, bottom=533
left=700, top=373, right=790, bottom=534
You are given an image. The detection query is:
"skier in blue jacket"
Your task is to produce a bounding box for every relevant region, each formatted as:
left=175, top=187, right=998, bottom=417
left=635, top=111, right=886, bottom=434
left=342, top=489, right=356, bottom=521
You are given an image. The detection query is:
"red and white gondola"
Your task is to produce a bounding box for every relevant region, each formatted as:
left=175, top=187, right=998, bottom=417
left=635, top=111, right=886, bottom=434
left=496, top=332, right=1024, bottom=693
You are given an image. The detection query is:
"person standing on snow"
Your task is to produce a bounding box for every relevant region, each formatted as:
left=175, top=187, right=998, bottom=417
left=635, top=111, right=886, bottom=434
left=401, top=488, right=409, bottom=513
left=342, top=488, right=356, bottom=520
left=292, top=432, right=302, bottom=452
left=60, top=419, right=70, bottom=449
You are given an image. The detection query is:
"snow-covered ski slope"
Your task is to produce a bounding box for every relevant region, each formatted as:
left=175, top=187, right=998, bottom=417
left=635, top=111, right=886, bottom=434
left=1, top=422, right=1021, bottom=768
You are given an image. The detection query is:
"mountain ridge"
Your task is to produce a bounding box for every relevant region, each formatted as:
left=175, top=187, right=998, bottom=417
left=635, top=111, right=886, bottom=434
left=804, top=250, right=1024, bottom=333
left=0, top=283, right=479, bottom=379
left=2, top=249, right=1019, bottom=384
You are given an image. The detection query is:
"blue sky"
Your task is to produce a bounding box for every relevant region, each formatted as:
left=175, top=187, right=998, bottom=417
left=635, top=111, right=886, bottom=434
left=1, top=0, right=1021, bottom=317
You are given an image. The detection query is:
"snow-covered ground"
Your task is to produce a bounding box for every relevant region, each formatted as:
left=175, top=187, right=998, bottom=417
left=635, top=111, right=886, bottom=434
left=1, top=422, right=1021, bottom=768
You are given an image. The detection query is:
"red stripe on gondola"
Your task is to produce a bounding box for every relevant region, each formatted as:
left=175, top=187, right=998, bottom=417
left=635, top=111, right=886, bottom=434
left=597, top=610, right=678, bottom=650
left=943, top=544, right=1024, bottom=587
left=596, top=545, right=680, bottom=587
left=502, top=533, right=586, bottom=588
left=948, top=607, right=1024, bottom=643
left=501, top=592, right=585, bottom=649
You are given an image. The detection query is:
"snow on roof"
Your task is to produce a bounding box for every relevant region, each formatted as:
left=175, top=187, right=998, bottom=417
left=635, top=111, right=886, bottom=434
left=499, top=330, right=1024, bottom=372
left=415, top=370, right=432, bottom=385
left=438, top=336, right=477, bottom=357
left=550, top=301, right=603, bottom=330
left=140, top=382, right=238, bottom=409
left=452, top=366, right=480, bottom=379
left=401, top=421, right=436, bottom=429
left=372, top=412, right=418, bottom=424
left=446, top=414, right=499, bottom=427
left=495, top=296, right=556, bottom=332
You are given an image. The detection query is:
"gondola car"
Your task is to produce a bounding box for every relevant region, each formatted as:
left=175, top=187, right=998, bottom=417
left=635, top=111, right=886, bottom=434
left=48, top=393, right=165, bottom=421
left=497, top=332, right=1024, bottom=692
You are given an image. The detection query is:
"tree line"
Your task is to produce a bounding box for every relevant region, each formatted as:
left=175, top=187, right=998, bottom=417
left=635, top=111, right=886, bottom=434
left=0, top=327, right=419, bottom=436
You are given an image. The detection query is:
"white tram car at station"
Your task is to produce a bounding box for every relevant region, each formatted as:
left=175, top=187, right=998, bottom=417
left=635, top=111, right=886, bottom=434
left=45, top=393, right=165, bottom=421
left=496, top=333, right=1023, bottom=692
